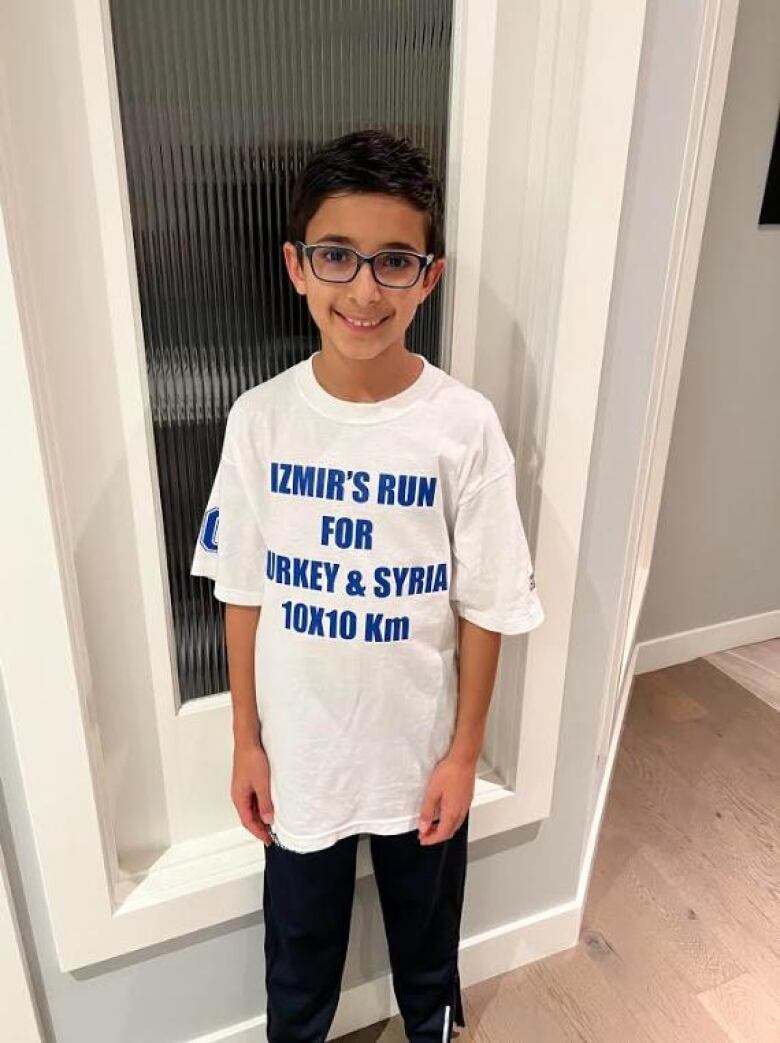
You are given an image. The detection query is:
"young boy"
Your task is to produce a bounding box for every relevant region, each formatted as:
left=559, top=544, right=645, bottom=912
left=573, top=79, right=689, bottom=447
left=190, top=128, right=544, bottom=1042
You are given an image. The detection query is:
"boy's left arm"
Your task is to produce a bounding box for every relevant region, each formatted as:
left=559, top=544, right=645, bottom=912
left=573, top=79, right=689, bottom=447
left=417, top=616, right=501, bottom=845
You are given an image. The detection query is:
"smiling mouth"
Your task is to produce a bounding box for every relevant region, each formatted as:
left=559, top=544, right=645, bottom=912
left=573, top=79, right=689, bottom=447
left=334, top=310, right=389, bottom=330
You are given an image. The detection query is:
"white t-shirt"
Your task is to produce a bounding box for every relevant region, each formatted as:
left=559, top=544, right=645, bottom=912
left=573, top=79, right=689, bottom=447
left=190, top=350, right=544, bottom=852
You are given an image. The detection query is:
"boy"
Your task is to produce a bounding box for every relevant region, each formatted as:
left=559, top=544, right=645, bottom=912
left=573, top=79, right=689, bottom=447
left=191, top=129, right=544, bottom=1042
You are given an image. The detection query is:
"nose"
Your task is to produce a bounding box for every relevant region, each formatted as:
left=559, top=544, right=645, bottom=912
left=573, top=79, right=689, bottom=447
left=347, top=258, right=383, bottom=304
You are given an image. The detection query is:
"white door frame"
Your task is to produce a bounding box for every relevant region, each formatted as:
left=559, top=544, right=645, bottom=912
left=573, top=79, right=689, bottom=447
left=595, top=0, right=742, bottom=764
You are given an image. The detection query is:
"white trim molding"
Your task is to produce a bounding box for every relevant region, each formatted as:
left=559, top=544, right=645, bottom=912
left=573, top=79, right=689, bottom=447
left=593, top=0, right=742, bottom=764
left=635, top=610, right=780, bottom=676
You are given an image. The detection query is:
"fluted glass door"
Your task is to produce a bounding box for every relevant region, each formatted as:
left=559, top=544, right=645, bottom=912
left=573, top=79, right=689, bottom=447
left=109, top=0, right=454, bottom=702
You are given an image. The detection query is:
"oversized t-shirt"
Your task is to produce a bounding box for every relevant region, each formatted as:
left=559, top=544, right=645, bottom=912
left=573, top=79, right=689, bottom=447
left=190, top=350, right=544, bottom=852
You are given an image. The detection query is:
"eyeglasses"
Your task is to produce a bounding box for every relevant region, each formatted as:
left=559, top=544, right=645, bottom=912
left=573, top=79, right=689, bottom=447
left=295, top=240, right=434, bottom=289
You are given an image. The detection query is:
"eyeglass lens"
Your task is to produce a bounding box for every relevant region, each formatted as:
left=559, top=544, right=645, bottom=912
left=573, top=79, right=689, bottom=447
left=310, top=246, right=421, bottom=287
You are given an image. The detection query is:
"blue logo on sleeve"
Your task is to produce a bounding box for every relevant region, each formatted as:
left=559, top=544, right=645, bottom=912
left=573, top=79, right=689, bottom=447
left=199, top=507, right=220, bottom=553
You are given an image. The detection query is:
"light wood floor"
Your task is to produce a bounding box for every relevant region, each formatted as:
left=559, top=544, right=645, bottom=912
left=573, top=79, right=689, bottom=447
left=338, top=639, right=780, bottom=1041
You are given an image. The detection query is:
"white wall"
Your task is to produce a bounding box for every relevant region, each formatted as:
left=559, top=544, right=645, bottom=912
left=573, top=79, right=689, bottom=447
left=0, top=0, right=711, bottom=1039
left=639, top=0, right=780, bottom=642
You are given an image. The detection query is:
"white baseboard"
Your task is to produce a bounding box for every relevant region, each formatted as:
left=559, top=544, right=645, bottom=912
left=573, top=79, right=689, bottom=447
left=634, top=610, right=780, bottom=676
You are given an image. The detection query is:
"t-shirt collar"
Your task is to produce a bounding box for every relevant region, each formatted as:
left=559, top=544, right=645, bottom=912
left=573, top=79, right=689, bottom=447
left=294, top=350, right=441, bottom=424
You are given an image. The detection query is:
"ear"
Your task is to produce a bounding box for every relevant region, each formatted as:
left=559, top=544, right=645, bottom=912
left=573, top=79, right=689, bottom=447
left=282, top=241, right=307, bottom=295
left=419, top=257, right=445, bottom=301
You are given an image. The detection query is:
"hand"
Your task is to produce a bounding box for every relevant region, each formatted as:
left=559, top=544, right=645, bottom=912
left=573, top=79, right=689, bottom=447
left=231, top=740, right=275, bottom=847
left=418, top=753, right=476, bottom=845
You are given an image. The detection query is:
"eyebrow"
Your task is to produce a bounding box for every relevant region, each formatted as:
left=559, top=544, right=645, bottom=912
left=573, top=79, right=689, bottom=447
left=312, top=234, right=423, bottom=252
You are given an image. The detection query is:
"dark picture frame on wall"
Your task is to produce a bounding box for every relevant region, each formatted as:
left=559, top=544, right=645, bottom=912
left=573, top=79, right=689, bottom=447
left=759, top=107, right=780, bottom=225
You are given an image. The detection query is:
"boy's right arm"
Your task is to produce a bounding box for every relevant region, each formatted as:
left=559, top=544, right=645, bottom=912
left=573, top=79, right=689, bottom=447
left=225, top=603, right=275, bottom=846
left=225, top=602, right=263, bottom=747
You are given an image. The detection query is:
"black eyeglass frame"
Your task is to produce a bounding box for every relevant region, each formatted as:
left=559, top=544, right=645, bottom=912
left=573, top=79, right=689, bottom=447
left=295, top=240, right=435, bottom=288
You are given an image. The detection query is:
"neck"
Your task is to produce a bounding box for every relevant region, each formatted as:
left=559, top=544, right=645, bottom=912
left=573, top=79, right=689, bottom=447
left=311, top=344, right=423, bottom=403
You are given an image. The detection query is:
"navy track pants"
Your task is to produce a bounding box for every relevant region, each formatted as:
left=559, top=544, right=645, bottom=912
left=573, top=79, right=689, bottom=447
left=263, top=812, right=469, bottom=1041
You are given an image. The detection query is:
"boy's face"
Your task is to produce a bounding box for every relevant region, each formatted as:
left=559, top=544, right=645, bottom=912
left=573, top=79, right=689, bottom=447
left=282, top=192, right=445, bottom=363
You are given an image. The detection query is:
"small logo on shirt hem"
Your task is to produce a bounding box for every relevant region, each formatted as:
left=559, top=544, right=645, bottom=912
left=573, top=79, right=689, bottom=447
left=268, top=825, right=292, bottom=851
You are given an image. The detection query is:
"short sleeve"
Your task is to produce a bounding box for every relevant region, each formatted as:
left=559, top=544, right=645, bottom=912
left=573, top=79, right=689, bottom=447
left=190, top=407, right=267, bottom=606
left=450, top=401, right=544, bottom=634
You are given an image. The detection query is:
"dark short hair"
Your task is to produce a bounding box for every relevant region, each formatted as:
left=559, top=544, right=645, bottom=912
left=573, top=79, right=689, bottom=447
left=286, top=128, right=445, bottom=260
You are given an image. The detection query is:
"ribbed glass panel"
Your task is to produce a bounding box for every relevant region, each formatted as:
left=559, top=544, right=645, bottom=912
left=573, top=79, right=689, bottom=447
left=109, top=0, right=454, bottom=702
